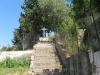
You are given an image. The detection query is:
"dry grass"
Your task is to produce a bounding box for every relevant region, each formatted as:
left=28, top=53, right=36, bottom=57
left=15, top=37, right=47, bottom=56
left=0, top=67, right=30, bottom=75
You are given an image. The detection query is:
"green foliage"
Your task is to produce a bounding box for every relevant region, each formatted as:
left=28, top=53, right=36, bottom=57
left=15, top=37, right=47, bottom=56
left=0, top=61, right=5, bottom=68
left=72, top=0, right=100, bottom=26
left=0, top=45, right=12, bottom=51
left=0, top=57, right=30, bottom=68
left=71, top=0, right=100, bottom=51
left=12, top=28, right=23, bottom=49
left=0, top=46, right=8, bottom=51
left=12, top=0, right=71, bottom=49
left=11, top=0, right=100, bottom=54
left=38, top=0, right=70, bottom=29
left=49, top=35, right=56, bottom=42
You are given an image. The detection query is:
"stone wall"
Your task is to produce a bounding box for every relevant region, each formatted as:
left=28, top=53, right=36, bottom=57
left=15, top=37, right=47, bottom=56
left=89, top=50, right=100, bottom=75
left=55, top=42, right=67, bottom=66
left=65, top=51, right=91, bottom=75
left=56, top=42, right=100, bottom=75
left=0, top=50, right=33, bottom=61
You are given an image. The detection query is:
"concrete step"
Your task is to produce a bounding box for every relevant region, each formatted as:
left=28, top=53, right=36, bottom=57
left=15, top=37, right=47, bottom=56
left=33, top=60, right=60, bottom=63
left=34, top=54, right=55, bottom=57
left=33, top=58, right=56, bottom=61
left=33, top=56, right=57, bottom=59
left=30, top=65, right=61, bottom=70
left=32, top=60, right=60, bottom=63
left=34, top=48, right=55, bottom=52
left=30, top=72, right=64, bottom=75
left=30, top=62, right=61, bottom=67
left=50, top=72, right=64, bottom=75
left=35, top=50, right=55, bottom=53
left=32, top=68, right=62, bottom=73
left=35, top=49, right=54, bottom=52
left=34, top=47, right=54, bottom=49
left=33, top=59, right=60, bottom=62
left=35, top=45, right=54, bottom=47
left=33, top=57, right=60, bottom=62
left=35, top=50, right=55, bottom=54
left=31, top=57, right=61, bottom=66
left=31, top=66, right=62, bottom=70
left=33, top=62, right=61, bottom=66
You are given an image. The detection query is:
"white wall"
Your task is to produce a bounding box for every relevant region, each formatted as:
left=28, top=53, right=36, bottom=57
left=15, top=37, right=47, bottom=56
left=0, top=50, right=33, bottom=61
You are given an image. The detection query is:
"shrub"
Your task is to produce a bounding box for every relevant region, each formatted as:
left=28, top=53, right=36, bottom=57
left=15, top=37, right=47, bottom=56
left=49, top=35, right=56, bottom=42
left=0, top=57, right=30, bottom=68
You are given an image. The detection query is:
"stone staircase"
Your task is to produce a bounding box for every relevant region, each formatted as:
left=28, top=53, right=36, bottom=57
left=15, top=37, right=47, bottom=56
left=29, top=42, right=63, bottom=75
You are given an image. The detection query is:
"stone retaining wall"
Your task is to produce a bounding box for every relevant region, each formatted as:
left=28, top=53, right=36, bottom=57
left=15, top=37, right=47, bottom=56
left=0, top=50, right=33, bottom=61
left=56, top=42, right=100, bottom=75
left=55, top=42, right=67, bottom=66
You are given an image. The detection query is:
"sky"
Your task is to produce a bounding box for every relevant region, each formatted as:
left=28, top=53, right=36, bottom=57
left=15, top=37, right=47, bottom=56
left=0, top=0, right=24, bottom=48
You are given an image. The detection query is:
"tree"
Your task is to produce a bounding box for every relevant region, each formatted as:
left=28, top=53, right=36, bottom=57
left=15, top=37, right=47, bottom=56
left=71, top=0, right=100, bottom=48
left=0, top=46, right=8, bottom=51
left=12, top=28, right=23, bottom=49
left=12, top=0, right=72, bottom=50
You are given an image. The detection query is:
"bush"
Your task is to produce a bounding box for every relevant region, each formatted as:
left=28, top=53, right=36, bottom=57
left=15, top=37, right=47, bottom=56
left=0, top=57, right=30, bottom=68
left=49, top=35, right=56, bottom=42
